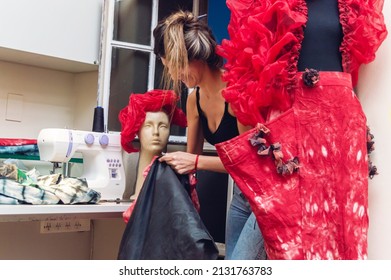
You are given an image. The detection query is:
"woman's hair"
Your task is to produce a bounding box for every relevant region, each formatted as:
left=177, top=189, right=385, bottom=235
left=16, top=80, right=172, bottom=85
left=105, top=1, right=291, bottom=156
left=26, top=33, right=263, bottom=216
left=153, top=10, right=223, bottom=92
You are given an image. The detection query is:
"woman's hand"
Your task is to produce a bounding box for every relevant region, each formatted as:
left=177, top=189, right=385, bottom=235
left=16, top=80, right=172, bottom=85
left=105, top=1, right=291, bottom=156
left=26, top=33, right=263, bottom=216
left=159, top=151, right=198, bottom=174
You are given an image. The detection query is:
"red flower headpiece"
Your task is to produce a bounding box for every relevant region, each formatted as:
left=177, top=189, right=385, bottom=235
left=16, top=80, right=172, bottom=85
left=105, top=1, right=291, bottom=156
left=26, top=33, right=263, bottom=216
left=119, top=89, right=187, bottom=153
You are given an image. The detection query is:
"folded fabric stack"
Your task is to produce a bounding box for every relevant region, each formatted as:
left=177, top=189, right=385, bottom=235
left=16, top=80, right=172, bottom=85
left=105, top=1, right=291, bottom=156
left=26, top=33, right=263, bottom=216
left=0, top=138, right=39, bottom=156
left=0, top=163, right=101, bottom=205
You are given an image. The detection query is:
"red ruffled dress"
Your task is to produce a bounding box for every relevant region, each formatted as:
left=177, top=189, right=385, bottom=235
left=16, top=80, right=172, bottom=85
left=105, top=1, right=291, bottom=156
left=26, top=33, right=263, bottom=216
left=215, top=0, right=387, bottom=259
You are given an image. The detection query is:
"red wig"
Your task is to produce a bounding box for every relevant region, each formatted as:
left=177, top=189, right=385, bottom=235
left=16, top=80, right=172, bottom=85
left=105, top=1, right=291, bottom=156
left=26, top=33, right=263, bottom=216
left=119, top=89, right=187, bottom=153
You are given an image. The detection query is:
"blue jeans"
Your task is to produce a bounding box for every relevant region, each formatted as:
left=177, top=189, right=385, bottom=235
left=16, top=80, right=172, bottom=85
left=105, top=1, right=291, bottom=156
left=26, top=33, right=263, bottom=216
left=225, top=185, right=267, bottom=260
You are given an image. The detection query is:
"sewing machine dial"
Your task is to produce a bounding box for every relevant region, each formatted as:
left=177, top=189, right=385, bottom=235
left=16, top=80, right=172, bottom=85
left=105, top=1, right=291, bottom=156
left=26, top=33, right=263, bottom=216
left=84, top=133, right=95, bottom=145
left=99, top=135, right=109, bottom=147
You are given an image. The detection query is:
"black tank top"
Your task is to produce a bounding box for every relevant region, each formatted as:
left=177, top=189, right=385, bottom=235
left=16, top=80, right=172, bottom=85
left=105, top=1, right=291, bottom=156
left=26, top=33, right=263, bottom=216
left=195, top=87, right=239, bottom=146
left=297, top=0, right=343, bottom=71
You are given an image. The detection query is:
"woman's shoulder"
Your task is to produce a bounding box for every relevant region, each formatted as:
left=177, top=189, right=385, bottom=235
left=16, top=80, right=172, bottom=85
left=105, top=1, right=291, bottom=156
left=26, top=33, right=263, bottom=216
left=187, top=87, right=198, bottom=103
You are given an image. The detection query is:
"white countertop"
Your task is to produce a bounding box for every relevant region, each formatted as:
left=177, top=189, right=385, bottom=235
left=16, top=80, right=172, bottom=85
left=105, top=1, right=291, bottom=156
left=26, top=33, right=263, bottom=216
left=0, top=202, right=131, bottom=222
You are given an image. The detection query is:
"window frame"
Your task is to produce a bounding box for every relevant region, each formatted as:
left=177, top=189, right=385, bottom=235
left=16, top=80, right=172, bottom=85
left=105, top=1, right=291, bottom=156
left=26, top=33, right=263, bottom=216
left=97, top=0, right=203, bottom=144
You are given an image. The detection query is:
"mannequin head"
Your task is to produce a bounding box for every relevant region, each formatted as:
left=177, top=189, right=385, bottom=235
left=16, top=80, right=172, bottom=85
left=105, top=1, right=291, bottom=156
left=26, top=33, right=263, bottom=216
left=119, top=89, right=187, bottom=154
left=138, top=111, right=170, bottom=156
left=119, top=89, right=187, bottom=199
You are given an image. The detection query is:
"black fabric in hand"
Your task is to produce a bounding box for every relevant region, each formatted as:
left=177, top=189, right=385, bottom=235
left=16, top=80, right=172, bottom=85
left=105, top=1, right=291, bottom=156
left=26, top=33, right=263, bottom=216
left=117, top=160, right=218, bottom=260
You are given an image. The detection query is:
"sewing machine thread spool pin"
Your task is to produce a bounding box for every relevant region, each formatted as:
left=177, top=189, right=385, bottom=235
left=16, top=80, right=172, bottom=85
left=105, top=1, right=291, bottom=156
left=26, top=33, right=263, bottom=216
left=92, top=106, right=104, bottom=133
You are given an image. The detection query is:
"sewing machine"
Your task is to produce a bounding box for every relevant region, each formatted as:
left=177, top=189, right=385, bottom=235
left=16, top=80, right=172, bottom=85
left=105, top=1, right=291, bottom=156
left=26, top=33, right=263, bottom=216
left=37, top=128, right=126, bottom=200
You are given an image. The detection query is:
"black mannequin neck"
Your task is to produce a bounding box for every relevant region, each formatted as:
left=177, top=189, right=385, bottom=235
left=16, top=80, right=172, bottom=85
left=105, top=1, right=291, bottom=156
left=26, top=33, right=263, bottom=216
left=297, top=0, right=343, bottom=72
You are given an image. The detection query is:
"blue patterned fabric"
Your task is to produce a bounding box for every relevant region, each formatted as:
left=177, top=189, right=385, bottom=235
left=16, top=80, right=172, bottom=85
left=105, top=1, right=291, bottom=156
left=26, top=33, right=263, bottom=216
left=0, top=163, right=101, bottom=204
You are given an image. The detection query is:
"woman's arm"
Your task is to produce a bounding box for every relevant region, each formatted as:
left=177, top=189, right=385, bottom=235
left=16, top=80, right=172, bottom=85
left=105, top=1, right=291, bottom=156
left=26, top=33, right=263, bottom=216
left=159, top=151, right=227, bottom=174
left=228, top=103, right=252, bottom=134
left=186, top=88, right=204, bottom=155
left=237, top=121, right=252, bottom=134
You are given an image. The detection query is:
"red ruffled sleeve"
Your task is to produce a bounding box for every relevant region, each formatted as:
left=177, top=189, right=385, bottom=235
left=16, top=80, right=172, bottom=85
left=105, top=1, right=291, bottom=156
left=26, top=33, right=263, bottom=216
left=217, top=0, right=306, bottom=126
left=339, top=0, right=387, bottom=86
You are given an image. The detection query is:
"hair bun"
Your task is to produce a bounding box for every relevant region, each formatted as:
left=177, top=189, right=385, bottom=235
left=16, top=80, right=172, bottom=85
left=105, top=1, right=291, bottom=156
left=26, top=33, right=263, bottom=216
left=166, top=10, right=195, bottom=27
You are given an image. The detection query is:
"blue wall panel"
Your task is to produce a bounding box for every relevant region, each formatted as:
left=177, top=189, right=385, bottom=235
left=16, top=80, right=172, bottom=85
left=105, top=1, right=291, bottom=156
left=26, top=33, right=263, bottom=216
left=207, top=0, right=230, bottom=43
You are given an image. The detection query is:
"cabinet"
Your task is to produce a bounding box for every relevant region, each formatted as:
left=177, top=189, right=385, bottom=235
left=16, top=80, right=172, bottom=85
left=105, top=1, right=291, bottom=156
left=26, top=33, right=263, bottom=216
left=0, top=203, right=129, bottom=260
left=0, top=0, right=103, bottom=72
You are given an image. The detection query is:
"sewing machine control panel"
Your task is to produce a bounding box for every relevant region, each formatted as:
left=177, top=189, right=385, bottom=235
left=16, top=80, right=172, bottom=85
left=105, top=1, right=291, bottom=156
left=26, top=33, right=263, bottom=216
left=106, top=157, right=122, bottom=179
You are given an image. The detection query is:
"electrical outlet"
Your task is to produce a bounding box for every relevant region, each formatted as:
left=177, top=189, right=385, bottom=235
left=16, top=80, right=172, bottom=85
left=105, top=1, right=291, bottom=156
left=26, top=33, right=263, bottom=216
left=40, top=219, right=90, bottom=234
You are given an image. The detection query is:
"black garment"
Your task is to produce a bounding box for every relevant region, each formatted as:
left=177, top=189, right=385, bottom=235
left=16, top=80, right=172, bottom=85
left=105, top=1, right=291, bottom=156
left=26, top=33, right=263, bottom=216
left=297, top=0, right=343, bottom=71
left=195, top=87, right=239, bottom=145
left=117, top=160, right=218, bottom=260
left=195, top=87, right=238, bottom=243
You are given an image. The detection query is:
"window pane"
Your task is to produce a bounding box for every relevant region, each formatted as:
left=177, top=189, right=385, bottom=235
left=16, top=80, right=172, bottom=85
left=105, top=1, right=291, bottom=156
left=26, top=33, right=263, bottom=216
left=158, top=0, right=193, bottom=21
left=157, top=0, right=208, bottom=20
left=113, top=0, right=152, bottom=45
left=108, top=49, right=186, bottom=137
left=108, top=47, right=149, bottom=132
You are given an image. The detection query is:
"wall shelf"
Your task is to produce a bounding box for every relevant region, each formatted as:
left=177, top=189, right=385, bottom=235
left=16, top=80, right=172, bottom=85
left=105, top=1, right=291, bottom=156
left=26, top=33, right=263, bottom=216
left=0, top=47, right=99, bottom=73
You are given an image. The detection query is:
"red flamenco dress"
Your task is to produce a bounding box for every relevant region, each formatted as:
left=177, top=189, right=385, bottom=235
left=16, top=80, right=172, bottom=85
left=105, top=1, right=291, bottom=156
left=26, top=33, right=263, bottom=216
left=215, top=0, right=387, bottom=259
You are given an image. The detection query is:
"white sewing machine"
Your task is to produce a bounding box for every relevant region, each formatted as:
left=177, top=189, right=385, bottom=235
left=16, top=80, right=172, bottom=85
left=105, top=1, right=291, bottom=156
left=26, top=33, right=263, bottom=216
left=37, top=128, right=126, bottom=200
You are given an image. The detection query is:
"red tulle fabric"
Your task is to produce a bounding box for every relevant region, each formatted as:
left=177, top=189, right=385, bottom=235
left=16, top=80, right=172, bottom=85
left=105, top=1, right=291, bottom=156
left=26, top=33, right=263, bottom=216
left=339, top=0, right=388, bottom=85
left=118, top=89, right=187, bottom=153
left=217, top=0, right=387, bottom=127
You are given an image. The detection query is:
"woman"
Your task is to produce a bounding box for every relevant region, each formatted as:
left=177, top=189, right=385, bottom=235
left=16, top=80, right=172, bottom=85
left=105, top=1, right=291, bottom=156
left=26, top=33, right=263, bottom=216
left=214, top=0, right=387, bottom=259
left=154, top=10, right=267, bottom=260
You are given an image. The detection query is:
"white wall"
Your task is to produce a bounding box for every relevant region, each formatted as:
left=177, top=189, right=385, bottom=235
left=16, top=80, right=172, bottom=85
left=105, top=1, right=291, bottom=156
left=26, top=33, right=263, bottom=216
left=0, top=61, right=75, bottom=138
left=0, top=61, right=98, bottom=139
left=73, top=71, right=101, bottom=131
left=0, top=61, right=99, bottom=179
left=357, top=1, right=391, bottom=260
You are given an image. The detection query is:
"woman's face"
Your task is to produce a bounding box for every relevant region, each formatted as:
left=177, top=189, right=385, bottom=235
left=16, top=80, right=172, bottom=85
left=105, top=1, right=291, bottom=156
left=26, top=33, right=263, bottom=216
left=138, top=111, right=170, bottom=155
left=161, top=58, right=205, bottom=88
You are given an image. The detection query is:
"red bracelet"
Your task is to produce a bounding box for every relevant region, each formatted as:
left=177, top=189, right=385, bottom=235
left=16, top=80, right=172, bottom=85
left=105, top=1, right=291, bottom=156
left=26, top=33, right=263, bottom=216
left=194, top=154, right=199, bottom=171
